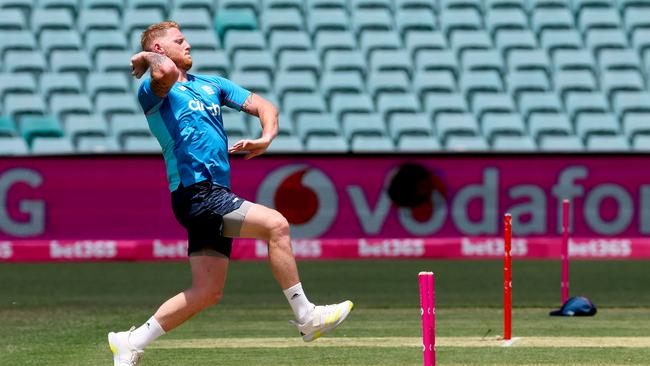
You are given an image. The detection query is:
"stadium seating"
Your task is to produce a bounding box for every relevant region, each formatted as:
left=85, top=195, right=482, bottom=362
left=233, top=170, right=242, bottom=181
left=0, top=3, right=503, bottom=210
left=1, top=0, right=650, bottom=155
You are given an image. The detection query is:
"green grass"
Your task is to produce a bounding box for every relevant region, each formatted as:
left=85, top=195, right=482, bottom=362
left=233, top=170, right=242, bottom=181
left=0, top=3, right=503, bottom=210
left=1, top=260, right=649, bottom=365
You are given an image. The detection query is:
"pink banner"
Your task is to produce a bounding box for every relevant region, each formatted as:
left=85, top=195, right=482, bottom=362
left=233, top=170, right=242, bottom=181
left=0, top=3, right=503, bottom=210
left=1, top=237, right=649, bottom=262
left=1, top=155, right=650, bottom=241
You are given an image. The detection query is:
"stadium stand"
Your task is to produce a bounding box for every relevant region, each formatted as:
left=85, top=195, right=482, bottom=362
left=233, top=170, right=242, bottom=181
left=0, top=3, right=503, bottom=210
left=1, top=0, right=650, bottom=155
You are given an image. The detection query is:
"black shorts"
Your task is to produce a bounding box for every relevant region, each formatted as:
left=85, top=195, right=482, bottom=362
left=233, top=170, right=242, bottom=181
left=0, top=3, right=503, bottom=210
left=171, top=180, right=246, bottom=258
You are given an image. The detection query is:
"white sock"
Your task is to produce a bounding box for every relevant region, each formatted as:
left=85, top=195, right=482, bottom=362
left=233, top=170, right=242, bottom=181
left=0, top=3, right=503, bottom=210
left=283, top=282, right=315, bottom=323
left=128, top=316, right=166, bottom=350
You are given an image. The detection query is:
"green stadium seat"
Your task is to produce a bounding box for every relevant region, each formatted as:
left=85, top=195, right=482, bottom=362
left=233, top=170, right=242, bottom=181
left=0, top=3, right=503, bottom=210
left=4, top=50, right=47, bottom=74
left=396, top=135, right=441, bottom=152
left=586, top=134, right=630, bottom=151
left=219, top=0, right=260, bottom=13
left=528, top=113, right=573, bottom=141
left=350, top=0, right=392, bottom=10
left=30, top=136, right=75, bottom=154
left=632, top=135, right=650, bottom=151
left=76, top=135, right=120, bottom=153
left=305, top=0, right=346, bottom=10
left=342, top=113, right=387, bottom=141
left=0, top=73, right=36, bottom=101
left=122, top=135, right=161, bottom=153
left=601, top=70, right=645, bottom=101
left=65, top=114, right=109, bottom=145
left=526, top=0, right=569, bottom=11
left=307, top=9, right=349, bottom=35
left=436, top=112, right=480, bottom=143
left=445, top=135, right=489, bottom=151
left=331, top=94, right=375, bottom=120
left=20, top=115, right=64, bottom=145
left=49, top=94, right=93, bottom=121
left=553, top=70, right=598, bottom=101
left=283, top=93, right=327, bottom=120
left=4, top=94, right=47, bottom=122
left=405, top=31, right=448, bottom=60
left=262, top=0, right=302, bottom=11
left=540, top=29, right=583, bottom=56
left=491, top=135, right=536, bottom=151
left=123, top=9, right=164, bottom=34
left=230, top=71, right=272, bottom=94
left=82, top=0, right=124, bottom=14
left=269, top=30, right=311, bottom=59
left=395, top=9, right=437, bottom=35
left=377, top=93, right=421, bottom=120
left=352, top=9, right=393, bottom=36
left=265, top=135, right=303, bottom=152
left=112, top=113, right=151, bottom=146
left=278, top=50, right=321, bottom=76
left=518, top=92, right=563, bottom=120
left=631, top=29, right=650, bottom=55
left=413, top=71, right=457, bottom=97
left=40, top=30, right=82, bottom=58
left=96, top=93, right=140, bottom=121
left=585, top=29, right=628, bottom=58
left=471, top=93, right=516, bottom=121
left=190, top=50, right=229, bottom=76
left=415, top=49, right=458, bottom=78
left=578, top=8, right=621, bottom=33
left=623, top=112, right=650, bottom=139
left=425, top=93, right=469, bottom=120
left=360, top=30, right=402, bottom=59
left=460, top=70, right=504, bottom=100
left=86, top=72, right=131, bottom=101
left=623, top=7, right=650, bottom=34
left=367, top=71, right=411, bottom=100
left=320, top=71, right=365, bottom=101
left=0, top=137, right=29, bottom=155
left=612, top=91, right=650, bottom=118
left=485, top=9, right=528, bottom=36
left=274, top=71, right=318, bottom=102
left=441, top=0, right=482, bottom=11
left=506, top=70, right=550, bottom=100
left=370, top=50, right=412, bottom=76
left=571, top=0, right=614, bottom=14
left=531, top=8, right=574, bottom=34
left=388, top=113, right=434, bottom=142
left=233, top=49, right=275, bottom=76
left=175, top=0, right=215, bottom=12
left=314, top=31, right=356, bottom=59
left=598, top=49, right=642, bottom=71
left=169, top=9, right=212, bottom=30
left=96, top=50, right=132, bottom=73
left=450, top=30, right=492, bottom=59
left=86, top=30, right=128, bottom=60
left=565, top=91, right=610, bottom=121
left=215, top=9, right=258, bottom=40
left=324, top=50, right=366, bottom=76
left=507, top=49, right=551, bottom=75
left=40, top=73, right=83, bottom=102
left=182, top=29, right=220, bottom=51
left=485, top=0, right=525, bottom=10
left=553, top=49, right=596, bottom=74
left=31, top=9, right=74, bottom=36
left=296, top=113, right=340, bottom=142
left=0, top=116, right=18, bottom=137
left=0, top=8, right=25, bottom=30
left=575, top=112, right=620, bottom=140
left=461, top=49, right=505, bottom=74
left=494, top=29, right=537, bottom=58
left=539, top=135, right=584, bottom=151
left=262, top=9, right=304, bottom=35
left=481, top=113, right=526, bottom=143
left=394, top=0, right=435, bottom=11
left=350, top=135, right=395, bottom=152
left=51, top=50, right=92, bottom=74
left=128, top=0, right=170, bottom=14
left=305, top=135, right=349, bottom=152
left=0, top=30, right=37, bottom=58
left=78, top=9, right=121, bottom=33
left=0, top=0, right=34, bottom=13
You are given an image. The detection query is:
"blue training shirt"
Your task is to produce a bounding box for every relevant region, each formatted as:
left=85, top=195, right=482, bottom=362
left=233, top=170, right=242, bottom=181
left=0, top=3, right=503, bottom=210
left=137, top=73, right=251, bottom=191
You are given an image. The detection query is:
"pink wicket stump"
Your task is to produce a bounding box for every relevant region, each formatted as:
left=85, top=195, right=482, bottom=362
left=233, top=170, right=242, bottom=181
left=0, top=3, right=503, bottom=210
left=418, top=272, right=435, bottom=366
left=561, top=199, right=570, bottom=305
left=503, top=214, right=512, bottom=341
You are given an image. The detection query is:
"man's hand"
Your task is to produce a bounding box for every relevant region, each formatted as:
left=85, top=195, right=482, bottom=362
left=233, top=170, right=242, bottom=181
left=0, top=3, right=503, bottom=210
left=130, top=51, right=151, bottom=79
left=228, top=137, right=272, bottom=160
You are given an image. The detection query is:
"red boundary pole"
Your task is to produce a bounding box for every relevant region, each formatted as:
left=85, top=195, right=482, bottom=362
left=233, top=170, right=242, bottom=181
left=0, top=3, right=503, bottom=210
left=504, top=214, right=512, bottom=341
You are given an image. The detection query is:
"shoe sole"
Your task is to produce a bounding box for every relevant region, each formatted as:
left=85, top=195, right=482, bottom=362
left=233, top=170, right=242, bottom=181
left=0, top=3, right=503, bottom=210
left=108, top=332, right=120, bottom=366
left=303, top=300, right=354, bottom=342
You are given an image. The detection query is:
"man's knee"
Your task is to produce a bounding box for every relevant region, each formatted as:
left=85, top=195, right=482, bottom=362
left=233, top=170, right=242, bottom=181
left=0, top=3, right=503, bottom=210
left=195, top=287, right=223, bottom=309
left=268, top=213, right=290, bottom=239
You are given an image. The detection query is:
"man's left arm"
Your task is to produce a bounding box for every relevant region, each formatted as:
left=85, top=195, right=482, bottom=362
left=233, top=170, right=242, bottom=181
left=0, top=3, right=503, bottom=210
left=228, top=93, right=279, bottom=159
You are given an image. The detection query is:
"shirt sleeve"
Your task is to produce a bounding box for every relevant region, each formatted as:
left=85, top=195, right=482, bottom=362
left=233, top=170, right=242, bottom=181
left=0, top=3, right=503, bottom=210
left=214, top=77, right=252, bottom=111
left=137, top=78, right=165, bottom=115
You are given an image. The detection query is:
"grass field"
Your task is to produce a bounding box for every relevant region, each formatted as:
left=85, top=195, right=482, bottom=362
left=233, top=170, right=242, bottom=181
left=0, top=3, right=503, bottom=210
left=1, top=259, right=649, bottom=365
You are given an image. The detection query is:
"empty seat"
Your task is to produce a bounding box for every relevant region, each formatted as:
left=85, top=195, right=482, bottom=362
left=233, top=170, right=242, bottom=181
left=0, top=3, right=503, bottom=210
left=575, top=112, right=620, bottom=139
left=445, top=135, right=489, bottom=150
left=87, top=72, right=131, bottom=101
left=565, top=92, right=610, bottom=121
left=122, top=9, right=164, bottom=34
left=553, top=49, right=597, bottom=74
left=632, top=28, right=650, bottom=55
left=190, top=50, right=229, bottom=75
left=78, top=9, right=120, bottom=33
left=405, top=31, right=447, bottom=59
left=495, top=29, right=537, bottom=58
left=314, top=31, right=356, bottom=59
left=0, top=30, right=37, bottom=57
left=278, top=50, right=320, bottom=76
left=233, top=49, right=275, bottom=76
left=296, top=113, right=341, bottom=141
left=40, top=73, right=82, bottom=101
left=526, top=0, right=569, bottom=11
left=112, top=114, right=151, bottom=148
left=370, top=50, right=412, bottom=76
left=0, top=116, right=18, bottom=137
left=20, top=115, right=64, bottom=145
left=324, top=50, right=366, bottom=76
left=508, top=49, right=552, bottom=74
left=425, top=93, right=469, bottom=119
left=413, top=71, right=457, bottom=97
left=262, top=9, right=304, bottom=34
left=350, top=0, right=392, bottom=10
left=5, top=94, right=47, bottom=121
left=320, top=71, right=365, bottom=101
left=215, top=9, right=258, bottom=40
left=4, top=50, right=47, bottom=74
left=612, top=91, right=650, bottom=117
left=471, top=93, right=516, bottom=120
left=269, top=31, right=311, bottom=59
left=81, top=0, right=124, bottom=12
left=539, top=135, right=584, bottom=151
left=585, top=29, right=628, bottom=57
left=377, top=93, right=421, bottom=120
left=223, top=30, right=265, bottom=57
left=0, top=73, right=36, bottom=101
left=283, top=93, right=327, bottom=119
left=540, top=29, right=583, bottom=56
left=169, top=9, right=212, bottom=31
left=350, top=135, right=395, bottom=152
left=491, top=135, right=537, bottom=151
left=415, top=50, right=459, bottom=78
left=183, top=29, right=220, bottom=51
left=601, top=70, right=645, bottom=100
left=175, top=0, right=215, bottom=12
left=507, top=70, right=551, bottom=100
left=31, top=9, right=74, bottom=36
left=586, top=135, right=630, bottom=151
left=65, top=114, right=109, bottom=143
left=395, top=9, right=437, bottom=35
left=76, top=135, right=120, bottom=153
left=481, top=113, right=526, bottom=143
left=359, top=31, right=402, bottom=59
left=31, top=136, right=74, bottom=154
left=623, top=112, right=650, bottom=139
left=219, top=0, right=260, bottom=12
left=518, top=92, right=563, bottom=120
left=623, top=7, right=650, bottom=34
left=396, top=135, right=441, bottom=152
left=439, top=8, right=482, bottom=37
left=229, top=72, right=271, bottom=94
left=460, top=70, right=504, bottom=100
left=40, top=30, right=82, bottom=58
left=49, top=94, right=93, bottom=121
left=367, top=71, right=410, bottom=99
left=265, top=135, right=303, bottom=153
left=553, top=70, right=598, bottom=100
left=342, top=113, right=387, bottom=141
left=394, top=0, right=436, bottom=11
left=86, top=30, right=128, bottom=60
left=436, top=112, right=480, bottom=142
left=485, top=0, right=526, bottom=9
left=578, top=8, right=621, bottom=32
left=461, top=49, right=505, bottom=74
left=571, top=0, right=613, bottom=13
left=96, top=50, right=131, bottom=73
left=0, top=137, right=29, bottom=155
left=128, top=0, right=170, bottom=13
left=96, top=93, right=140, bottom=120
left=307, top=9, right=349, bottom=35
left=531, top=8, right=574, bottom=34
left=224, top=111, right=250, bottom=139
left=632, top=135, right=650, bottom=151
left=0, top=8, right=26, bottom=31
left=305, top=135, right=348, bottom=152
left=450, top=30, right=492, bottom=59
left=598, top=49, right=642, bottom=71
left=331, top=94, right=374, bottom=120
left=352, top=9, right=393, bottom=35
left=529, top=113, right=573, bottom=141
left=387, top=112, right=434, bottom=140
left=485, top=9, right=528, bottom=36
left=274, top=71, right=318, bottom=101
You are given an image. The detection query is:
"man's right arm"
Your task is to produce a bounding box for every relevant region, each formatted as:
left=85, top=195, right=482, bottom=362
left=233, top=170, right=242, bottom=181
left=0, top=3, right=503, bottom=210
left=130, top=51, right=179, bottom=98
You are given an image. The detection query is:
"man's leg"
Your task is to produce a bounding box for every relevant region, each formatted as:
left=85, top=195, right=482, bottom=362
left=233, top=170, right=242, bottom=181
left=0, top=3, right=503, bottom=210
left=109, top=255, right=228, bottom=365
left=238, top=203, right=353, bottom=341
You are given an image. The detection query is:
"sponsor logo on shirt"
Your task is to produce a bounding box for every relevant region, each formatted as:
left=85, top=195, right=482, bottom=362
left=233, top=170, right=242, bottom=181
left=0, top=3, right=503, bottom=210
left=188, top=98, right=221, bottom=117
left=201, top=85, right=215, bottom=95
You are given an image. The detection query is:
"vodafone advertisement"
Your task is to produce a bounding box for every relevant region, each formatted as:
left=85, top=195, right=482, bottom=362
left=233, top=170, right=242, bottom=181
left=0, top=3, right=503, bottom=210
left=1, top=155, right=650, bottom=261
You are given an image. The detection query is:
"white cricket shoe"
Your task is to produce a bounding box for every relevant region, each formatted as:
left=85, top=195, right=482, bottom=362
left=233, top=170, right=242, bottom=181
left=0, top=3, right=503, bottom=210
left=108, top=327, right=144, bottom=366
left=291, top=300, right=354, bottom=342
